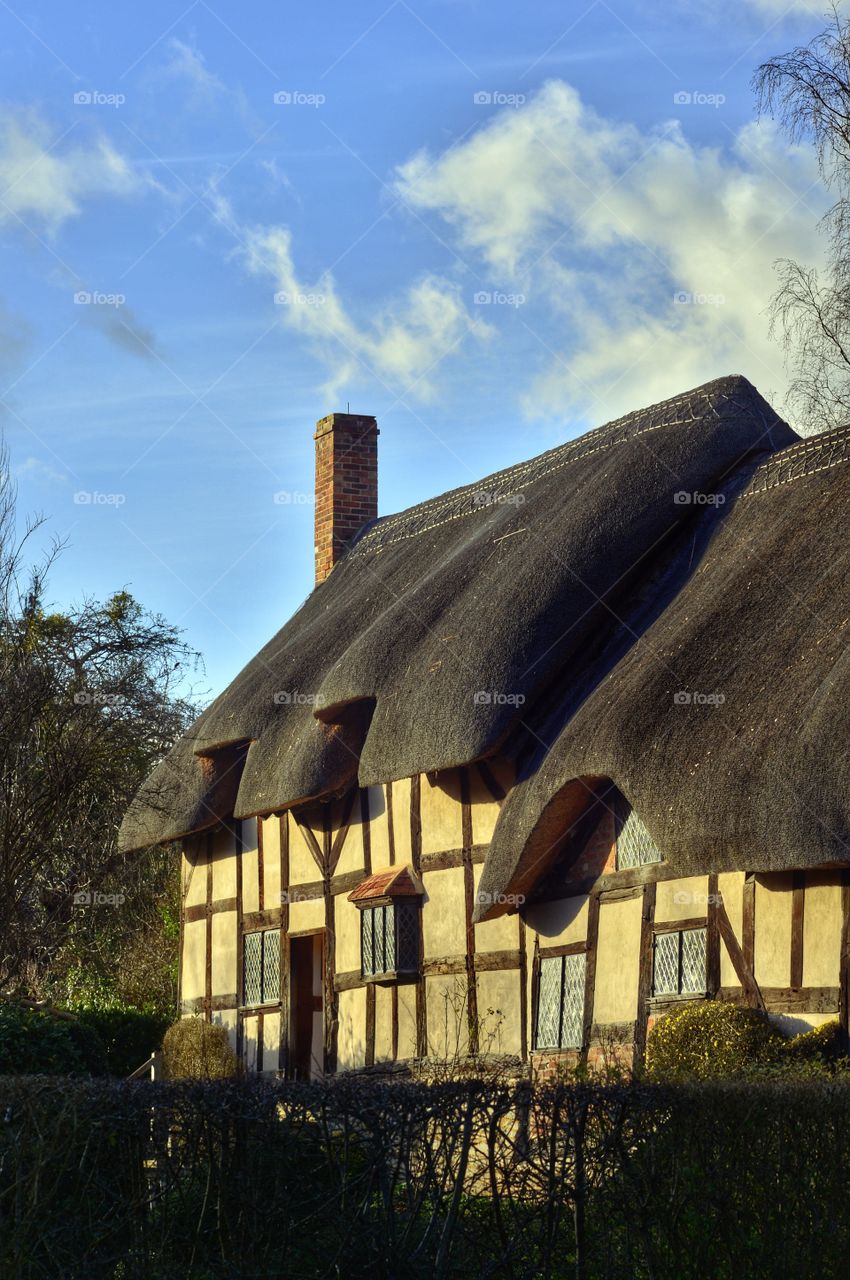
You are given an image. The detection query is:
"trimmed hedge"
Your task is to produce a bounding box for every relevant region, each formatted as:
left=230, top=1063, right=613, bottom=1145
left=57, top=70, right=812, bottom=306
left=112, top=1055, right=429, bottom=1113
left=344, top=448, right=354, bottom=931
left=75, top=1007, right=170, bottom=1077
left=0, top=1003, right=106, bottom=1076
left=2, top=1075, right=850, bottom=1278
left=0, top=1003, right=169, bottom=1077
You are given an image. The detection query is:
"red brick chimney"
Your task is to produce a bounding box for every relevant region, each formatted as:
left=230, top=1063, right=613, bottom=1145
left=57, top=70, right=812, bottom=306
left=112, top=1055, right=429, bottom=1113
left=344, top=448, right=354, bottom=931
left=314, top=412, right=378, bottom=585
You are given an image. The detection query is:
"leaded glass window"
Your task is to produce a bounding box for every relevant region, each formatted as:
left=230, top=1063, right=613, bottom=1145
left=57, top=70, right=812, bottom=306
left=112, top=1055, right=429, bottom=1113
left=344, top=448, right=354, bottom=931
left=652, top=927, right=707, bottom=997
left=615, top=799, right=662, bottom=870
left=534, top=952, right=586, bottom=1049
left=242, top=928, right=281, bottom=1005
left=361, top=903, right=419, bottom=977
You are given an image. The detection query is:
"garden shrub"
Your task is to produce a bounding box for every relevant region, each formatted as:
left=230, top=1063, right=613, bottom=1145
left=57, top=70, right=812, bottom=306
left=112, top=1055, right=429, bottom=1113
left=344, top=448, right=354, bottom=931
left=162, top=1015, right=238, bottom=1079
left=785, top=1019, right=847, bottom=1067
left=75, top=1006, right=170, bottom=1076
left=0, top=1002, right=107, bottom=1076
left=645, top=1000, right=785, bottom=1080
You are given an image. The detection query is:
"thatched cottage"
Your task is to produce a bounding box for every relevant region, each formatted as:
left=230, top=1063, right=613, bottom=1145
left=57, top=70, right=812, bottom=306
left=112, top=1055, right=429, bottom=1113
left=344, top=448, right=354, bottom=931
left=120, top=375, right=850, bottom=1077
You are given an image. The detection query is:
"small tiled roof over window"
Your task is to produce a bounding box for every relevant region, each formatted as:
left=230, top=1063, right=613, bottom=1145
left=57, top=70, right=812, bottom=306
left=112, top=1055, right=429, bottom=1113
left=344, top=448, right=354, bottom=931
left=348, top=865, right=424, bottom=903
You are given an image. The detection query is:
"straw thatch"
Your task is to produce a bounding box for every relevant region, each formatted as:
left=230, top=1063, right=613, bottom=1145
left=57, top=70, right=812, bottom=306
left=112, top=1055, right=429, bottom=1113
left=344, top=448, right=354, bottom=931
left=475, top=421, right=850, bottom=916
left=120, top=375, right=796, bottom=865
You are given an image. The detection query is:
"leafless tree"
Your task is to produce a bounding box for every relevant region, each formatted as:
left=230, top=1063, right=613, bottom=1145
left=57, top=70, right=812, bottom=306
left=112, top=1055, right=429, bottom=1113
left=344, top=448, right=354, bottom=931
left=756, top=4, right=850, bottom=429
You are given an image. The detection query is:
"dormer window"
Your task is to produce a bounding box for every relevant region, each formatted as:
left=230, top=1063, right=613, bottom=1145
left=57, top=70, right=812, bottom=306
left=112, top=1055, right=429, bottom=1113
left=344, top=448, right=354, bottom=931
left=349, top=866, right=423, bottom=981
left=615, top=798, right=662, bottom=869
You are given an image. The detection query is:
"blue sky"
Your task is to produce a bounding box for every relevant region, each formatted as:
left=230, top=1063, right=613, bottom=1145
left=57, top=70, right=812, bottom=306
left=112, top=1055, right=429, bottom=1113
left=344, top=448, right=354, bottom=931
left=0, top=0, right=834, bottom=698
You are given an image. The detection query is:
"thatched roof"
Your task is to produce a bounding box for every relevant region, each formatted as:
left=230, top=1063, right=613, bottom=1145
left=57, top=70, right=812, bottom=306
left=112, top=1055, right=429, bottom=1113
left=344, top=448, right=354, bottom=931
left=475, top=421, right=850, bottom=917
left=120, top=376, right=801, bottom=882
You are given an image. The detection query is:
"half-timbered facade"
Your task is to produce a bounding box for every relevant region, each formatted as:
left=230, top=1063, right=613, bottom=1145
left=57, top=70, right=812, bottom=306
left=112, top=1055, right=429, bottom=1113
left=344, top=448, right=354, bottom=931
left=122, top=376, right=850, bottom=1076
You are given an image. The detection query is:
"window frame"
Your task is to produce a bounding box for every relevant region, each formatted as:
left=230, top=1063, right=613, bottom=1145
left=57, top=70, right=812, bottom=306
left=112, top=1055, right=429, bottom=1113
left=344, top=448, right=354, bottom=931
left=242, top=927, right=281, bottom=1008
left=651, top=925, right=707, bottom=998
left=359, top=898, right=420, bottom=982
left=533, top=950, right=587, bottom=1051
left=614, top=795, right=663, bottom=870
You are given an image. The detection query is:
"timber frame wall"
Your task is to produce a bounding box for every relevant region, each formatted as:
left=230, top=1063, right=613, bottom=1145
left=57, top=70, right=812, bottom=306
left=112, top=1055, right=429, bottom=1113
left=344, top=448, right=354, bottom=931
left=178, top=765, right=850, bottom=1075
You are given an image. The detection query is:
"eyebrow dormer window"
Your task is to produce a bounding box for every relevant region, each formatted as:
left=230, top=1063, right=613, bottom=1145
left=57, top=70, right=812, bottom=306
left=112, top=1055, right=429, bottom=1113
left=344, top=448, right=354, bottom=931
left=615, top=799, right=662, bottom=869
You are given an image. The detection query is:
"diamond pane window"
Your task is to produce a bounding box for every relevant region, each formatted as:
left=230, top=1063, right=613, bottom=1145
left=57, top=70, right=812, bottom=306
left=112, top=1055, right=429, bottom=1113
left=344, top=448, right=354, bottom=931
left=681, top=928, right=707, bottom=993
left=242, top=928, right=281, bottom=1006
left=652, top=928, right=707, bottom=997
left=616, top=800, right=662, bottom=870
left=396, top=903, right=419, bottom=972
left=262, top=930, right=281, bottom=1002
left=361, top=903, right=419, bottom=977
left=534, top=952, right=586, bottom=1050
left=243, top=931, right=263, bottom=1006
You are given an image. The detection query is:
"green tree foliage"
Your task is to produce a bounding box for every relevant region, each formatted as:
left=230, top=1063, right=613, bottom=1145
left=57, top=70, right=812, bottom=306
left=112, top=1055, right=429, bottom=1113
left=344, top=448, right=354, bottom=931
left=0, top=442, right=200, bottom=1016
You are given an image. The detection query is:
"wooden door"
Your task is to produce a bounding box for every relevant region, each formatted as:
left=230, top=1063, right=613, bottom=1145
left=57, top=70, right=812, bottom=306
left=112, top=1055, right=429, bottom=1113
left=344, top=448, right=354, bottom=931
left=290, top=933, right=324, bottom=1079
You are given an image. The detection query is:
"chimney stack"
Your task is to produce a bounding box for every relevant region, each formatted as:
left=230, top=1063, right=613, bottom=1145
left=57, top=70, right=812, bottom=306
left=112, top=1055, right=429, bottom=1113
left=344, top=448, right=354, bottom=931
left=314, top=412, right=378, bottom=585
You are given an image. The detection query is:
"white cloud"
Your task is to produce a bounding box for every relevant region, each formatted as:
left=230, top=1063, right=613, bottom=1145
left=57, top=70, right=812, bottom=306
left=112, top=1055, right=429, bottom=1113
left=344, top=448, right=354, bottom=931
left=212, top=193, right=490, bottom=400
left=13, top=455, right=69, bottom=486
left=162, top=39, right=226, bottom=101
left=156, top=39, right=255, bottom=130
left=395, top=80, right=828, bottom=427
left=0, top=111, right=146, bottom=235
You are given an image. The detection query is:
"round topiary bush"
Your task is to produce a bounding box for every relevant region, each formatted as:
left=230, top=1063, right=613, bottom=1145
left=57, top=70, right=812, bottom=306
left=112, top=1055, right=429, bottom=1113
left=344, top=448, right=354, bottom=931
left=645, top=1001, right=785, bottom=1080
left=162, top=1016, right=238, bottom=1079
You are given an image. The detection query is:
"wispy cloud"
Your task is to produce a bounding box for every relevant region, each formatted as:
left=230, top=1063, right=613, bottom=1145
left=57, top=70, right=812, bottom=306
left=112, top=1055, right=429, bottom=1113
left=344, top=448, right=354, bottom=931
left=211, top=191, right=491, bottom=401
left=395, top=80, right=828, bottom=427
left=0, top=110, right=151, bottom=235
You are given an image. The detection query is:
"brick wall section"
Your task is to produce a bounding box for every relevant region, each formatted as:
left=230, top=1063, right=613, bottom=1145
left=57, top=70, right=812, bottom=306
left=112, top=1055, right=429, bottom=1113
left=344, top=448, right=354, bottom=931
left=314, top=413, right=379, bottom=585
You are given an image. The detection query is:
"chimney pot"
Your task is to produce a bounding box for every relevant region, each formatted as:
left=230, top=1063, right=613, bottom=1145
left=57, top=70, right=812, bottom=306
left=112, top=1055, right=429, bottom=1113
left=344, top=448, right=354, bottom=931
left=314, top=412, right=378, bottom=585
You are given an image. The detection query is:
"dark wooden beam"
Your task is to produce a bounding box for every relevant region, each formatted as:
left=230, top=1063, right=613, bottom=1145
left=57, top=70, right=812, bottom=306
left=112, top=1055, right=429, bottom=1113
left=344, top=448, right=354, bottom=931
left=360, top=788, right=372, bottom=876
left=242, top=906, right=283, bottom=932
left=365, top=983, right=376, bottom=1067
left=706, top=873, right=721, bottom=998
left=257, top=815, right=265, bottom=913
left=633, top=882, right=657, bottom=1065
left=181, top=994, right=238, bottom=1015
left=539, top=940, right=588, bottom=960
left=581, top=892, right=601, bottom=1064
left=716, top=895, right=764, bottom=1010
left=519, top=916, right=528, bottom=1062
left=718, top=985, right=839, bottom=1015
left=386, top=781, right=395, bottom=866
left=292, top=811, right=325, bottom=874
left=791, top=870, right=805, bottom=990
left=840, top=870, right=850, bottom=1050
left=742, top=873, right=755, bottom=977
left=420, top=845, right=489, bottom=872
left=460, top=769, right=479, bottom=1054
left=279, top=813, right=290, bottom=1074
left=184, top=897, right=238, bottom=923
left=323, top=806, right=338, bottom=1076
left=410, top=775, right=427, bottom=1058
left=234, top=820, right=244, bottom=1063
left=328, top=788, right=357, bottom=876
left=653, top=915, right=707, bottom=934
left=204, top=832, right=213, bottom=1023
